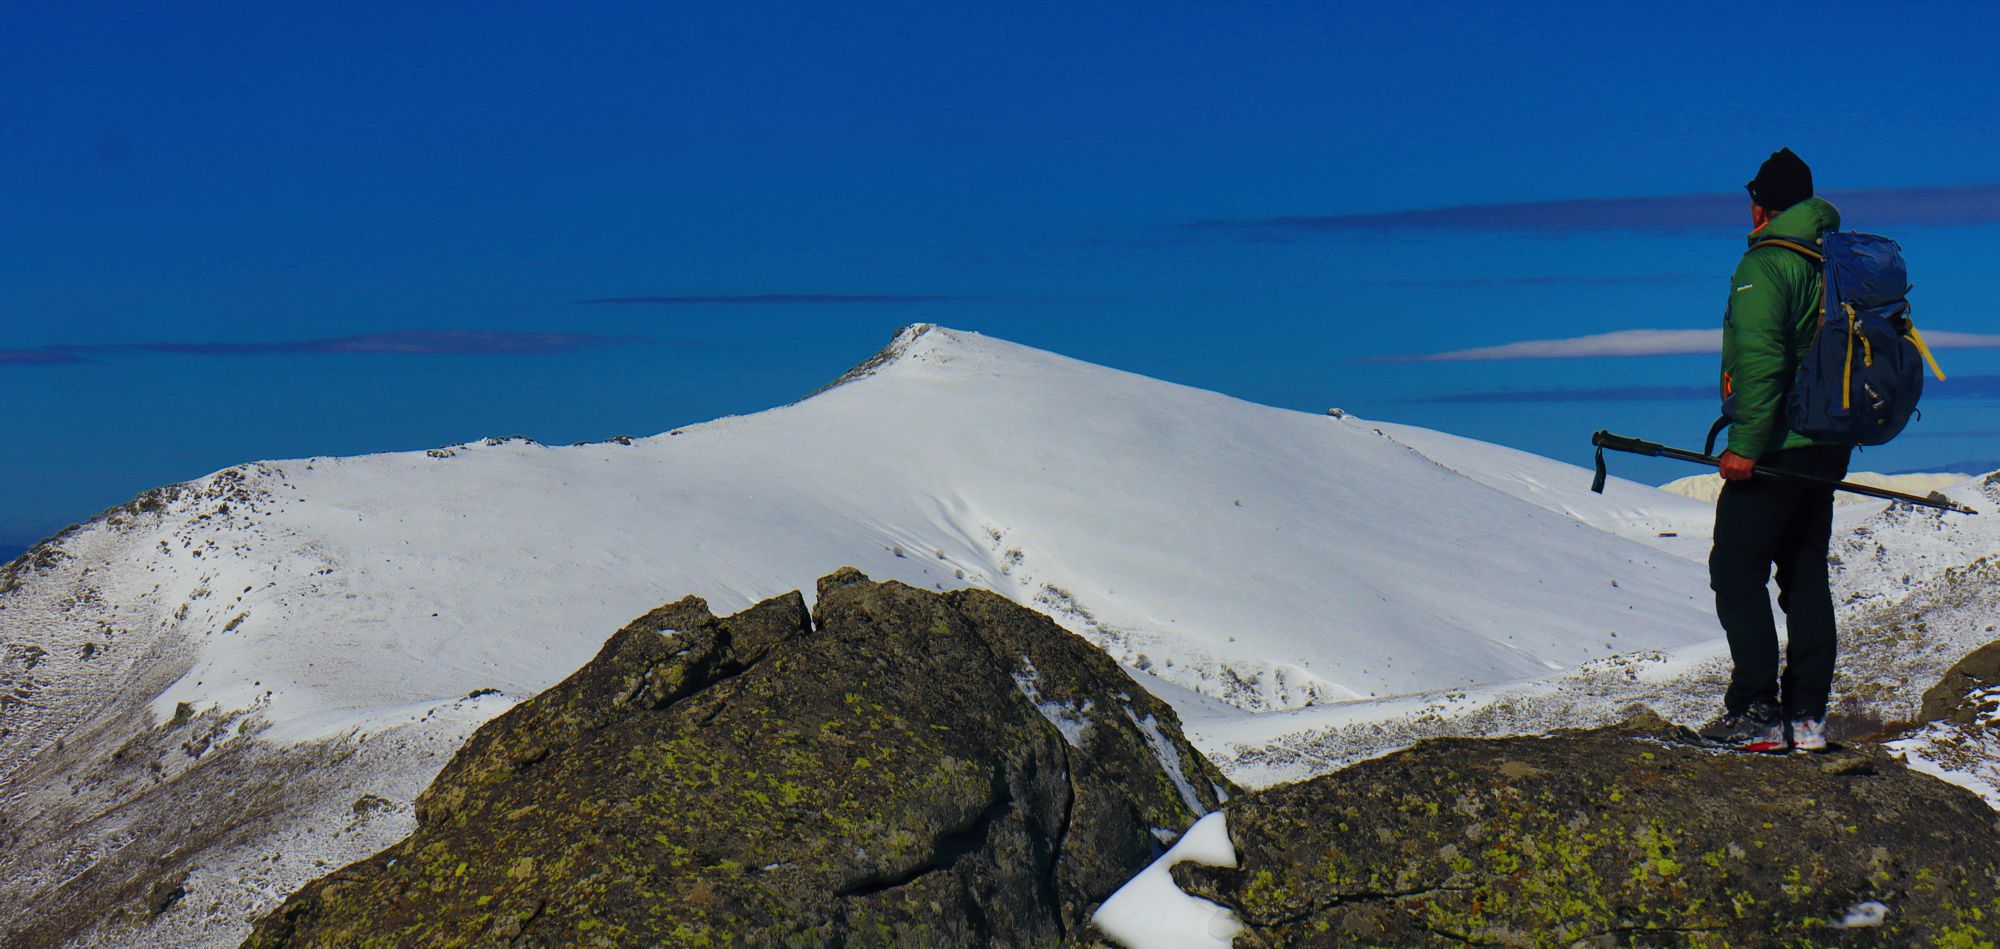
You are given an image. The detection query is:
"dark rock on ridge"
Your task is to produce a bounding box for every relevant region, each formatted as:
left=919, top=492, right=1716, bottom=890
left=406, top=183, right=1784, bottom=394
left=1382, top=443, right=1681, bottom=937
left=1178, top=714, right=2000, bottom=946
left=244, top=568, right=1230, bottom=948
left=1921, top=639, right=2000, bottom=726
left=1884, top=638, right=2000, bottom=835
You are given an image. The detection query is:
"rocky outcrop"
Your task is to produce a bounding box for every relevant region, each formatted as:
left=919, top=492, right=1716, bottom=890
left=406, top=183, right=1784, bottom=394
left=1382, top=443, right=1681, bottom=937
left=1178, top=714, right=2000, bottom=945
left=245, top=569, right=1230, bottom=947
left=239, top=567, right=2000, bottom=947
left=1883, top=639, right=2000, bottom=818
left=1920, top=639, right=2000, bottom=726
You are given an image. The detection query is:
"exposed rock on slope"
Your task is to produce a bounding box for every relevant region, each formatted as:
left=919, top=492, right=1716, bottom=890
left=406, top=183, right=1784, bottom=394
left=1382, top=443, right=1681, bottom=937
left=1888, top=638, right=2000, bottom=811
left=246, top=569, right=1230, bottom=947
left=1922, top=640, right=2000, bottom=726
left=1177, top=715, right=2000, bottom=945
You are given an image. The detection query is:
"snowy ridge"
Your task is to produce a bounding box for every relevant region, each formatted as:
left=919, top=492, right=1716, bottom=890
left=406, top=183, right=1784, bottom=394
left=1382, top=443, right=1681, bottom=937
left=1192, top=472, right=2000, bottom=788
left=1359, top=419, right=1718, bottom=559
left=2, top=324, right=1718, bottom=748
left=1832, top=472, right=2000, bottom=606
left=14, top=324, right=1982, bottom=946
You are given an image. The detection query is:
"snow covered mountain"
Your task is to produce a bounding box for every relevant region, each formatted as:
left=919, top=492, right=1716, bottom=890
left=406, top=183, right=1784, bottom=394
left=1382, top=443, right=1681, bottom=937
left=1, top=324, right=1989, bottom=947
left=1197, top=466, right=2000, bottom=789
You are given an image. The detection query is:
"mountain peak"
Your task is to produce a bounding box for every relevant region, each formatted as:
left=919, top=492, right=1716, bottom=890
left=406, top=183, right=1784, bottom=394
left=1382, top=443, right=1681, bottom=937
left=805, top=323, right=947, bottom=398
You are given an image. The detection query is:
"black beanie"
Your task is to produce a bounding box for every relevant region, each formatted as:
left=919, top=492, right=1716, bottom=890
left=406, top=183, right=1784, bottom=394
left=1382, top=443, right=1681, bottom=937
left=1746, top=147, right=1813, bottom=212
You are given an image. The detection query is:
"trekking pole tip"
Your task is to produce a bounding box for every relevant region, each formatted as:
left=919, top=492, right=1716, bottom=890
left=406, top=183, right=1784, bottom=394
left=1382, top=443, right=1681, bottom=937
left=1927, top=491, right=1981, bottom=515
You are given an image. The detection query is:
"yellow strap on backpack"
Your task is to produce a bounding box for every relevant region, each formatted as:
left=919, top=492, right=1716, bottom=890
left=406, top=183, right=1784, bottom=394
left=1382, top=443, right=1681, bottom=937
left=1906, top=320, right=1947, bottom=381
left=1842, top=306, right=1855, bottom=411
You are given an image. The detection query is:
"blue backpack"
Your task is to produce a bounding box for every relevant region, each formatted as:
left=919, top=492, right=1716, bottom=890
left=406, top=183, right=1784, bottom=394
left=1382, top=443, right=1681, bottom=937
left=1754, top=231, right=1947, bottom=446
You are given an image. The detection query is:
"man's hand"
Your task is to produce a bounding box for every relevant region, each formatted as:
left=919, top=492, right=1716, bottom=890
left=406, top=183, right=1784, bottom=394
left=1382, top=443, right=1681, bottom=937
left=1718, top=450, right=1757, bottom=482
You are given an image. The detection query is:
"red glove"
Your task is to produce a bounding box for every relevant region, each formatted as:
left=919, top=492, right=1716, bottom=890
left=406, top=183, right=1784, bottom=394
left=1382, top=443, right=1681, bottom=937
left=1718, top=450, right=1757, bottom=482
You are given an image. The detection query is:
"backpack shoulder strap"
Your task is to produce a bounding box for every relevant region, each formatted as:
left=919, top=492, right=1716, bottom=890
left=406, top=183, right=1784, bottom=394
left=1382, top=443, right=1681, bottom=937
left=1747, top=238, right=1825, bottom=263
left=1749, top=238, right=1831, bottom=324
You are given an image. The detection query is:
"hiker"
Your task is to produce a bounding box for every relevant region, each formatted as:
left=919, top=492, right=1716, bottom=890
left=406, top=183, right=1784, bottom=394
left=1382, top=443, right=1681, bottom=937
left=1699, top=148, right=1852, bottom=754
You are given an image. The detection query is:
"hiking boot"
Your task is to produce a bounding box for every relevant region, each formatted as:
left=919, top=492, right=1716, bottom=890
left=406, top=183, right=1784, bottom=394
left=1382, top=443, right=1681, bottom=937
left=1699, top=702, right=1786, bottom=753
left=1789, top=716, right=1829, bottom=752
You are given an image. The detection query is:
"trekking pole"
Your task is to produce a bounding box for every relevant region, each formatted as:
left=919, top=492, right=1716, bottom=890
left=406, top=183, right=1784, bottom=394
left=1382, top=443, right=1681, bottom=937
left=1589, top=430, right=1980, bottom=515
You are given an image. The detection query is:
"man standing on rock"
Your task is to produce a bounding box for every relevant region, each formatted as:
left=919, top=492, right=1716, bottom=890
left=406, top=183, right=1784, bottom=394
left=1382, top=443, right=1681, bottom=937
left=1699, top=148, right=1853, bottom=754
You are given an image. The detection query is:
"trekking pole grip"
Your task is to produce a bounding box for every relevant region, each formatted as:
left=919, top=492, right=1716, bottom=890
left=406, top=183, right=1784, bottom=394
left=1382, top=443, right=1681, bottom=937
left=1703, top=416, right=1729, bottom=458
left=1590, top=431, right=1665, bottom=456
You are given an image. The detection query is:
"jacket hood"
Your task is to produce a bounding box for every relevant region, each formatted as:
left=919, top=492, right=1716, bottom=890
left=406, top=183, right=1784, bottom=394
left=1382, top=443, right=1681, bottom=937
left=1748, top=195, right=1840, bottom=245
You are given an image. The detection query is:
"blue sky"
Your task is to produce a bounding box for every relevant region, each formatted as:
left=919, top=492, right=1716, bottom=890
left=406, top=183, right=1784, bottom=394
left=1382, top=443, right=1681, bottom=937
left=5, top=1, right=1999, bottom=552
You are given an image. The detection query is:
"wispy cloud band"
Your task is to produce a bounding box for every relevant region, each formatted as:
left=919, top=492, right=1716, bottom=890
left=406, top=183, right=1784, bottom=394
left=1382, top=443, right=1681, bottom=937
left=9, top=330, right=649, bottom=364
left=1365, top=273, right=1703, bottom=288
left=1384, top=327, right=2000, bottom=362
left=1190, top=182, right=2000, bottom=237
left=91, top=330, right=647, bottom=355
left=1420, top=375, right=2000, bottom=404
left=576, top=293, right=1008, bottom=306
left=1900, top=428, right=2000, bottom=440
left=0, top=349, right=86, bottom=365
left=1419, top=385, right=1710, bottom=403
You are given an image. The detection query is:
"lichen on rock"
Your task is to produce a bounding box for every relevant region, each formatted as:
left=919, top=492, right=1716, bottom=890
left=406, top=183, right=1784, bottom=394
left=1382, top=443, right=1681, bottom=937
left=1174, top=714, right=2000, bottom=946
left=244, top=568, right=1229, bottom=947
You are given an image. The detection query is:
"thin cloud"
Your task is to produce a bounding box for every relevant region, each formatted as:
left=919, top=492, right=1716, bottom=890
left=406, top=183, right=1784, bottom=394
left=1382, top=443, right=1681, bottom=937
left=1381, top=329, right=1721, bottom=362
left=0, top=348, right=87, bottom=365
left=1921, top=331, right=2000, bottom=348
left=1909, top=375, right=2000, bottom=397
left=1892, top=460, right=2000, bottom=476
left=1383, top=328, right=2000, bottom=362
left=1900, top=428, right=2000, bottom=439
left=1366, top=273, right=1703, bottom=288
left=1419, top=375, right=2000, bottom=404
left=1189, top=182, right=2000, bottom=237
left=575, top=293, right=1010, bottom=306
left=54, top=330, right=648, bottom=357
left=1417, top=385, right=1711, bottom=404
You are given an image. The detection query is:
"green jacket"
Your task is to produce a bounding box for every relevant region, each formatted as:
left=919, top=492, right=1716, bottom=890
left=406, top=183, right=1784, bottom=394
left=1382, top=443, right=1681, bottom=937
left=1720, top=196, right=1842, bottom=459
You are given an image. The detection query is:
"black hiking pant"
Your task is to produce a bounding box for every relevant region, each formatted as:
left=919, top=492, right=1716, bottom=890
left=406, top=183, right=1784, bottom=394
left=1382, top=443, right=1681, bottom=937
left=1709, top=443, right=1852, bottom=720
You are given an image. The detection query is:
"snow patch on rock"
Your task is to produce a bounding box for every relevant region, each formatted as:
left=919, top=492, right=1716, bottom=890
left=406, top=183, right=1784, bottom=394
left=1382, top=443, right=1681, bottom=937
left=1836, top=899, right=1890, bottom=928
left=1093, top=811, right=1244, bottom=949
left=1010, top=657, right=1095, bottom=749
left=1126, top=703, right=1205, bottom=815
